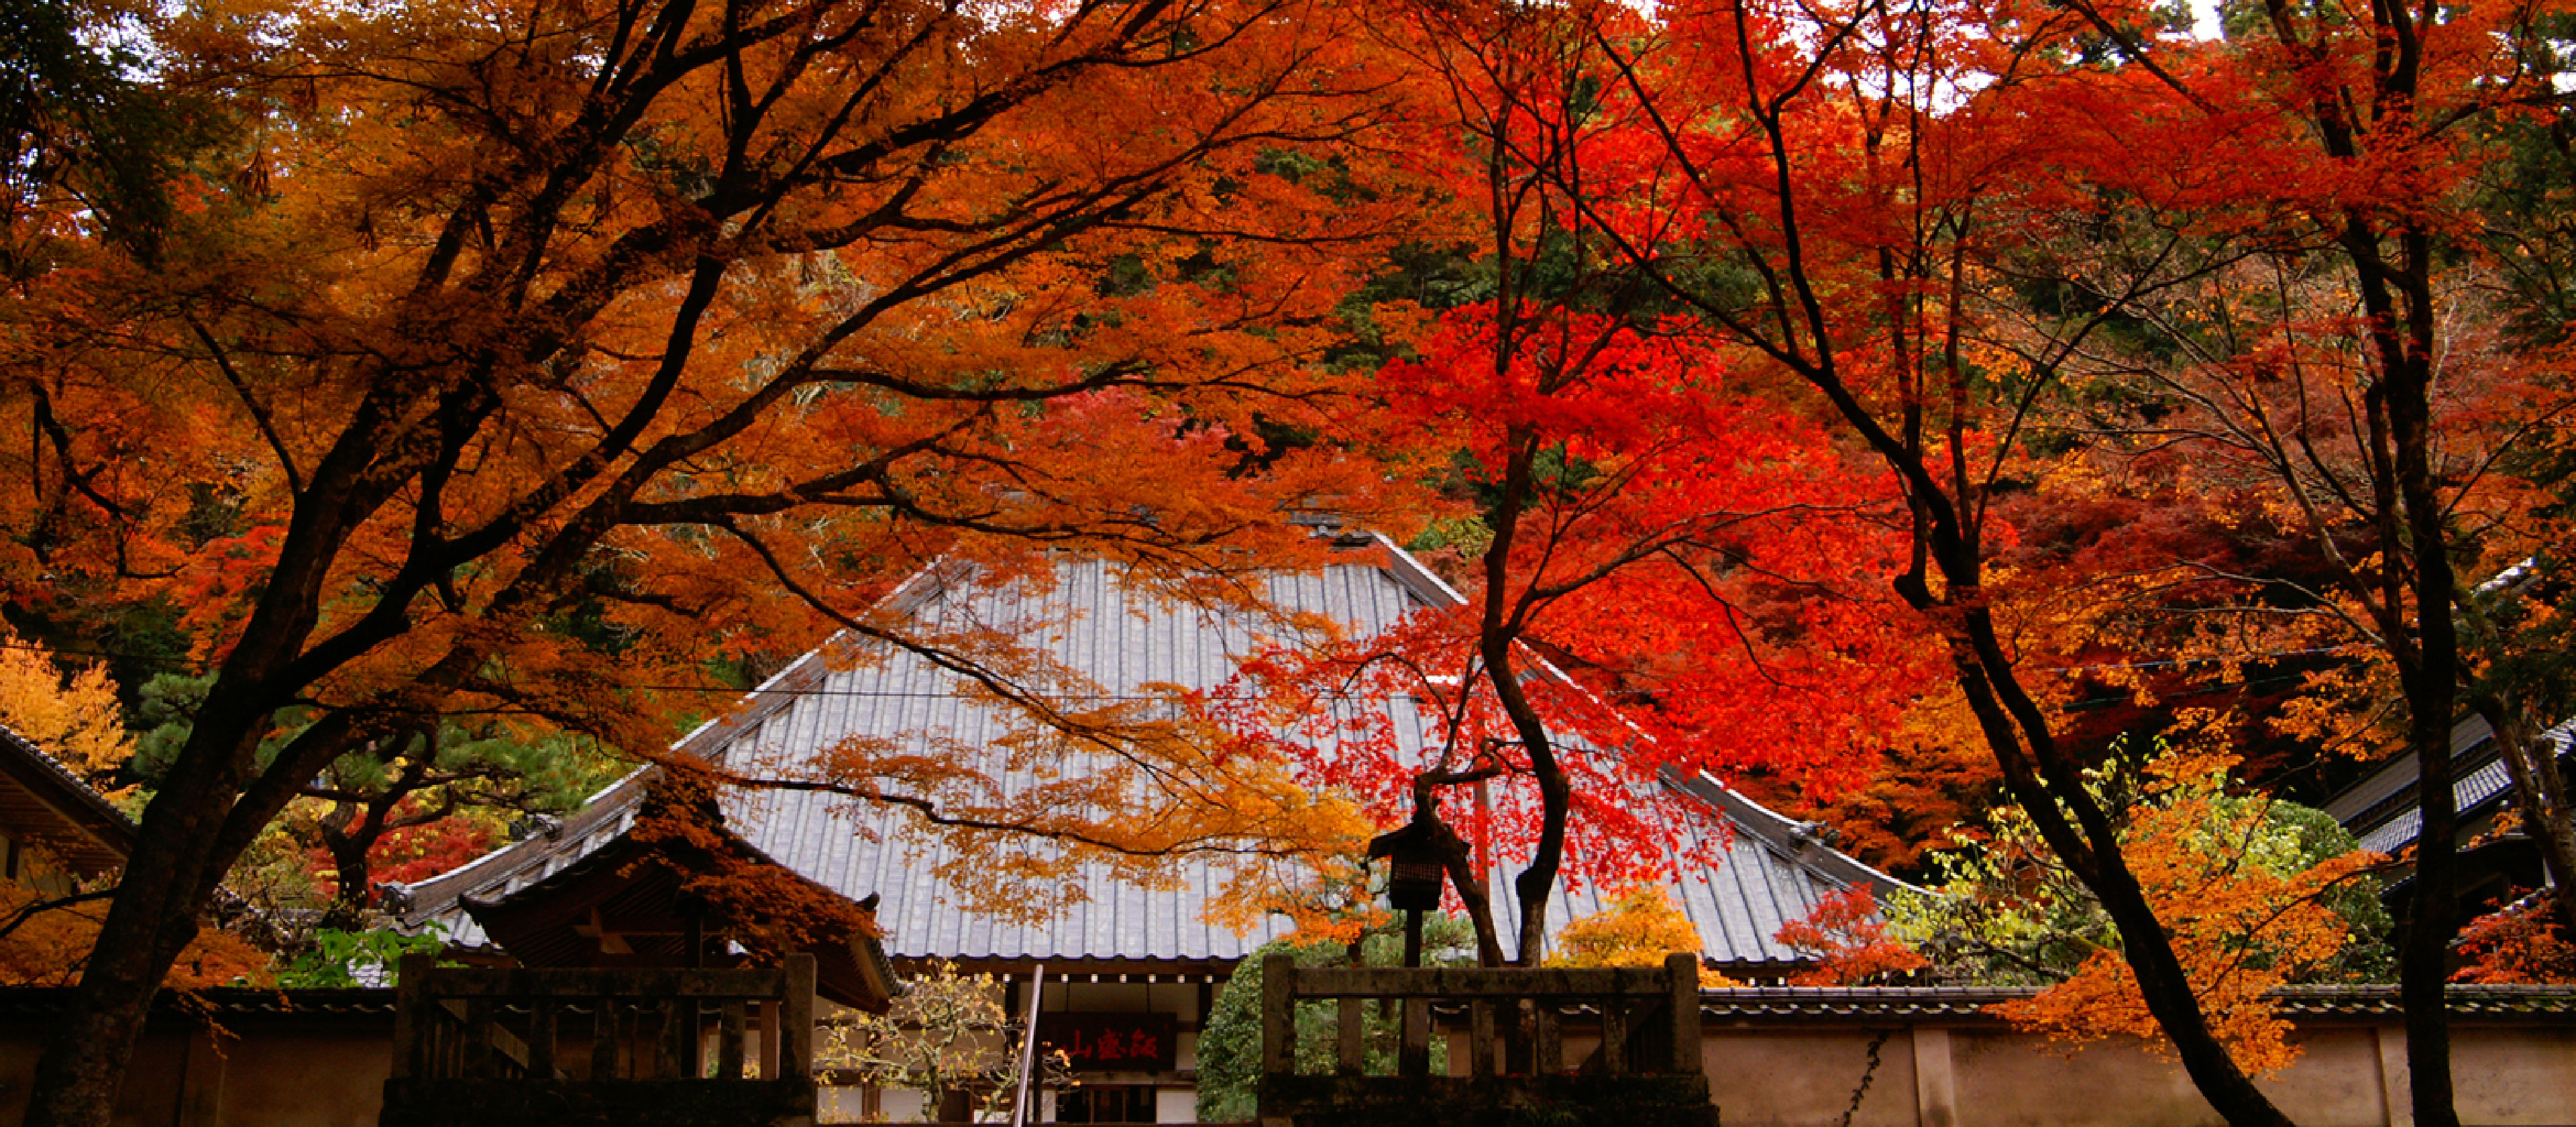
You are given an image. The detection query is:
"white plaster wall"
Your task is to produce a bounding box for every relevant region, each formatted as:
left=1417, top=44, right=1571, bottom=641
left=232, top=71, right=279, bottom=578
left=1702, top=1029, right=1922, bottom=1127
left=1701, top=1021, right=2576, bottom=1127
left=2454, top=1025, right=2576, bottom=1126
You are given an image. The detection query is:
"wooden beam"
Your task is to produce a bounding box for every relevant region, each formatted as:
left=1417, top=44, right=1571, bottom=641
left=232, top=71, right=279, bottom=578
left=1469, top=1001, right=1496, bottom=1078
left=592, top=1000, right=621, bottom=1080
left=1400, top=998, right=1431, bottom=1077
left=409, top=965, right=792, bottom=998
left=1533, top=1003, right=1560, bottom=1075
left=1666, top=953, right=1701, bottom=1076
left=719, top=1001, right=747, bottom=1079
left=527, top=1001, right=557, bottom=1079
left=1260, top=954, right=1294, bottom=1077
left=1336, top=996, right=1364, bottom=1076
left=779, top=953, right=815, bottom=1079
left=1601, top=998, right=1627, bottom=1076
left=390, top=953, right=431, bottom=1080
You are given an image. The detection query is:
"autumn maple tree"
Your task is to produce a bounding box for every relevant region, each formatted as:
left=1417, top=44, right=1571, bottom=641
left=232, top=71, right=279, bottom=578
left=0, top=0, right=1428, bottom=1120
left=1565, top=0, right=2576, bottom=1097
left=2451, top=890, right=2576, bottom=985
left=1199, top=0, right=1947, bottom=969
left=1975, top=0, right=2576, bottom=1116
left=8, top=0, right=2575, bottom=1120
left=1548, top=885, right=1723, bottom=970
left=1770, top=885, right=1925, bottom=987
left=1430, top=0, right=2392, bottom=1118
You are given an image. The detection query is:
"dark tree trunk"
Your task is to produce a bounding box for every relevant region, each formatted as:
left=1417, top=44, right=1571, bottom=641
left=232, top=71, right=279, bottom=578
left=315, top=802, right=376, bottom=930
left=1474, top=424, right=1575, bottom=967
left=26, top=712, right=268, bottom=1127
left=2468, top=692, right=2576, bottom=936
left=1432, top=818, right=1508, bottom=967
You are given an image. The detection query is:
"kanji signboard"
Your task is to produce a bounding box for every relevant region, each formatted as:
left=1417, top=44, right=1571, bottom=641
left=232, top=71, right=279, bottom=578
left=1035, top=1012, right=1180, bottom=1073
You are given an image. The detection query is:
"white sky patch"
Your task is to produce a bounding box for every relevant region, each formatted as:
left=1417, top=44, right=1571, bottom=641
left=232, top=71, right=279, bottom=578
left=2190, top=0, right=2224, bottom=40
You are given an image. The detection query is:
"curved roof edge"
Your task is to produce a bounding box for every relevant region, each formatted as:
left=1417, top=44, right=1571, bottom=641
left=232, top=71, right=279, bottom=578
left=0, top=720, right=135, bottom=877
left=1668, top=771, right=1918, bottom=898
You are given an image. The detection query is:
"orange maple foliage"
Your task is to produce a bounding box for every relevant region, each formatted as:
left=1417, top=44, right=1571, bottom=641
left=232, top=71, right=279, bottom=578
left=2451, top=894, right=2576, bottom=985
left=1, top=0, right=1438, bottom=1115
left=1773, top=887, right=1926, bottom=987
left=1548, top=886, right=1724, bottom=974
left=1984, top=754, right=2383, bottom=1077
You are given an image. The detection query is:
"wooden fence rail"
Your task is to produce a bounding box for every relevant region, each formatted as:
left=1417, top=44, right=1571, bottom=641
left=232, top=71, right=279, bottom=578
left=1260, top=952, right=1701, bottom=1079
left=380, top=955, right=819, bottom=1127
left=389, top=954, right=814, bottom=1082
left=1255, top=953, right=1715, bottom=1127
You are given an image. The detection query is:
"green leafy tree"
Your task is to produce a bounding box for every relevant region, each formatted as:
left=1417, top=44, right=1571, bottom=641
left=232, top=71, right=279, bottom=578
left=273, top=924, right=445, bottom=989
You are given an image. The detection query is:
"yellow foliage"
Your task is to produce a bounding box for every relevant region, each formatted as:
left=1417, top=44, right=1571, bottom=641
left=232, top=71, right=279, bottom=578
left=1989, top=753, right=2380, bottom=1077
left=0, top=629, right=131, bottom=782
left=1209, top=853, right=1390, bottom=947
left=0, top=882, right=268, bottom=989
left=1547, top=886, right=1705, bottom=969
left=816, top=959, right=1060, bottom=1118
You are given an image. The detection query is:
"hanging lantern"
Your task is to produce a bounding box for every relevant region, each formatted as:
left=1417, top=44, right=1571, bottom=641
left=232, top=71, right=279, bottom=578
left=1367, top=806, right=1450, bottom=912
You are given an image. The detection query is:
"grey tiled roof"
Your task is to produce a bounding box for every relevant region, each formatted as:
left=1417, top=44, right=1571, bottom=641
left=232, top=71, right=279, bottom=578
left=397, top=539, right=1902, bottom=967
left=0, top=986, right=396, bottom=1021
left=2345, top=718, right=2574, bottom=855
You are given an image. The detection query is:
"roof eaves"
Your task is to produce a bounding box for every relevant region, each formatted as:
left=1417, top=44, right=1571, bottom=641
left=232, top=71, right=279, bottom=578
left=0, top=985, right=398, bottom=1022
left=1370, top=531, right=1470, bottom=610
left=2342, top=718, right=2574, bottom=853
left=1666, top=771, right=1917, bottom=898
left=386, top=767, right=653, bottom=914
left=0, top=719, right=136, bottom=855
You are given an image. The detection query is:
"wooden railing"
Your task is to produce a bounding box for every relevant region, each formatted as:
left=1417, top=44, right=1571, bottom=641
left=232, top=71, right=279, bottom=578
left=1257, top=953, right=1715, bottom=1127
left=380, top=955, right=818, bottom=1127
left=1261, top=951, right=1701, bottom=1078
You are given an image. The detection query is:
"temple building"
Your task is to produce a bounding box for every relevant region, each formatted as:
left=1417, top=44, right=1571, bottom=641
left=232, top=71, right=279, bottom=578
left=392, top=533, right=1902, bottom=1122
